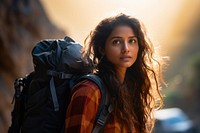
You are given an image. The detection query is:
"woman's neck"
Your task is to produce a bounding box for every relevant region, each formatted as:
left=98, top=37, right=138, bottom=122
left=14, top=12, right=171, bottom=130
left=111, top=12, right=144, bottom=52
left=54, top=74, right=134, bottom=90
left=116, top=67, right=126, bottom=84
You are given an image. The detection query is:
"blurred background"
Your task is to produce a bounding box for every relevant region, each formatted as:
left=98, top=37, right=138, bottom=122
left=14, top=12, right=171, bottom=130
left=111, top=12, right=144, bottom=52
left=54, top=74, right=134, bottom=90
left=0, top=0, right=200, bottom=132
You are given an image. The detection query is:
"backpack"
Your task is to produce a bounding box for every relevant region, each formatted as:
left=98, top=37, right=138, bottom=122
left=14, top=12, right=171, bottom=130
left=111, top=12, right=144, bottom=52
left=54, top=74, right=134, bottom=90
left=8, top=36, right=113, bottom=133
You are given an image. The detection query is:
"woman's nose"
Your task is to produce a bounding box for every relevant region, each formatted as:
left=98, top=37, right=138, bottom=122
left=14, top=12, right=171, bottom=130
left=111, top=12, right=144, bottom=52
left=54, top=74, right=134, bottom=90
left=121, top=42, right=129, bottom=53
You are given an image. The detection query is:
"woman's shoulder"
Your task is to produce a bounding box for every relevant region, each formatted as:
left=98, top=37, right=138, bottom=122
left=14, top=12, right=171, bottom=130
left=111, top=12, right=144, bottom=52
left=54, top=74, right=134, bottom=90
left=72, top=79, right=101, bottom=98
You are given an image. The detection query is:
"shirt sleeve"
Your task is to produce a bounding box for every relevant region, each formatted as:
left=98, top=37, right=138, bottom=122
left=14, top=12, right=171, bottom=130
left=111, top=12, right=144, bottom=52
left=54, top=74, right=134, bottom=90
left=65, top=80, right=101, bottom=133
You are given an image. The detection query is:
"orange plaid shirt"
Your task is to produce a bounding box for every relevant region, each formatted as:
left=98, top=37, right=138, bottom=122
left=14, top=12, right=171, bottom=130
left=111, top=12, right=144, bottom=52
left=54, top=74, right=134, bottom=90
left=65, top=80, right=137, bottom=133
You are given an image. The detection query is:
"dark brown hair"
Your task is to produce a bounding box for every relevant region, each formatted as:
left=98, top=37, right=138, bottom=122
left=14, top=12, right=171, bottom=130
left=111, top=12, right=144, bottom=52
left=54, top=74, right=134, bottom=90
left=83, top=13, right=164, bottom=132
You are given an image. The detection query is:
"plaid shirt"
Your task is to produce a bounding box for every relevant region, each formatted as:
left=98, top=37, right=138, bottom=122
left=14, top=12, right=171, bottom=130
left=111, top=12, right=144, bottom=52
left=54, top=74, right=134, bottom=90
left=65, top=80, right=137, bottom=133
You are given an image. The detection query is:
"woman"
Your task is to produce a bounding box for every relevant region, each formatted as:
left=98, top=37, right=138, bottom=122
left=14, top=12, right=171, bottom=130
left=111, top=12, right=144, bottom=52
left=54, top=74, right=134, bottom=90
left=65, top=13, right=164, bottom=133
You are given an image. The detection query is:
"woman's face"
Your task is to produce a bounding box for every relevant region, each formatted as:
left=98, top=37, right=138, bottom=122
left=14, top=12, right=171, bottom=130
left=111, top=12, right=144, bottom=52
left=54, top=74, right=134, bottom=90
left=103, top=25, right=139, bottom=72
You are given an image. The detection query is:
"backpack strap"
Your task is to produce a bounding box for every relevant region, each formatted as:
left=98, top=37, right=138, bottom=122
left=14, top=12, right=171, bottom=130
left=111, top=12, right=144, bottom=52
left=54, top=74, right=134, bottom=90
left=92, top=104, right=113, bottom=133
left=76, top=74, right=114, bottom=133
left=91, top=80, right=113, bottom=133
left=47, top=70, right=73, bottom=111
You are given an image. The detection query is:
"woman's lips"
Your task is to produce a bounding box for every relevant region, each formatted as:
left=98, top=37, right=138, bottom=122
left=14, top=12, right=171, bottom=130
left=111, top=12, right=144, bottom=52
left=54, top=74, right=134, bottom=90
left=120, top=56, right=132, bottom=61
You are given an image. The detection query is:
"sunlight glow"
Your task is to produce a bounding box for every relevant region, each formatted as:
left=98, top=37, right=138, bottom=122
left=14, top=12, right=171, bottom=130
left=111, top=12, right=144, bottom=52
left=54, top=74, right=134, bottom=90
left=40, top=0, right=200, bottom=55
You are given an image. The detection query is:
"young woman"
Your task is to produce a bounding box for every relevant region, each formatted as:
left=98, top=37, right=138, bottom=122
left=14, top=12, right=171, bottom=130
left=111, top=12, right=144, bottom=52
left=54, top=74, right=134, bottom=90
left=65, top=13, right=164, bottom=133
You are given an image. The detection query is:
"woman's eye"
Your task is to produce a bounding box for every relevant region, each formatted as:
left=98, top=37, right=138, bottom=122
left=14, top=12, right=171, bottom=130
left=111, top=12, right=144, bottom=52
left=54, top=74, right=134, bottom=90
left=129, top=39, right=136, bottom=44
left=113, top=40, right=121, bottom=45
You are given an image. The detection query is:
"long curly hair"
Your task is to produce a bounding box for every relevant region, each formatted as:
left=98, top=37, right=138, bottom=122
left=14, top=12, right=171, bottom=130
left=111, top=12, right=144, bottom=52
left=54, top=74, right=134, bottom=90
left=83, top=13, right=164, bottom=132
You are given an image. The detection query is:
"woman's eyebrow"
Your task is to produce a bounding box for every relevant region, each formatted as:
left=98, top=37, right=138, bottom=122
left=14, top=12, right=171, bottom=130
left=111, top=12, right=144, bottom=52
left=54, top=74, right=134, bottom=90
left=110, top=36, right=122, bottom=39
left=129, top=36, right=137, bottom=38
left=111, top=36, right=137, bottom=39
left=109, top=36, right=137, bottom=40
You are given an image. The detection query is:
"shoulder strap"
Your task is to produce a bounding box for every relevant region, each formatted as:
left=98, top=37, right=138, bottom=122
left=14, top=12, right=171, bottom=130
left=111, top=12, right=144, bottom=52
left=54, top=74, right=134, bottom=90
left=77, top=74, right=106, bottom=104
left=76, top=74, right=113, bottom=133
left=47, top=70, right=73, bottom=111
left=92, top=104, right=113, bottom=133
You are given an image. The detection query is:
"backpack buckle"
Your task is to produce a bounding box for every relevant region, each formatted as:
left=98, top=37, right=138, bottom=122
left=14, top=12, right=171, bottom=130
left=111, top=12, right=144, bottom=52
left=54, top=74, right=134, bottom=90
left=58, top=72, right=65, bottom=79
left=58, top=72, right=73, bottom=79
left=47, top=70, right=73, bottom=79
left=96, top=105, right=113, bottom=126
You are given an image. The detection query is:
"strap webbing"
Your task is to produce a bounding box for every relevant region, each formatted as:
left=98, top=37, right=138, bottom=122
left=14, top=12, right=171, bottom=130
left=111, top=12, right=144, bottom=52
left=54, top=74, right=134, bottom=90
left=91, top=93, right=113, bottom=133
left=47, top=70, right=73, bottom=112
left=79, top=74, right=114, bottom=133
left=47, top=70, right=73, bottom=79
left=49, top=77, right=59, bottom=111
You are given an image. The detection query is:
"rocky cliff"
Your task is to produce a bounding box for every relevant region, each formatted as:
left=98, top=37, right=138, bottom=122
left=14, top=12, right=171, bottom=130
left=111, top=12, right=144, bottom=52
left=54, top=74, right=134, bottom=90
left=0, top=0, right=65, bottom=132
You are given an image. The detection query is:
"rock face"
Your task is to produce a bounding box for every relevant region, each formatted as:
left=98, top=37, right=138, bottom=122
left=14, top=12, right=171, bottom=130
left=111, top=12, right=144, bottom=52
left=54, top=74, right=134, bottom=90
left=0, top=0, right=65, bottom=132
